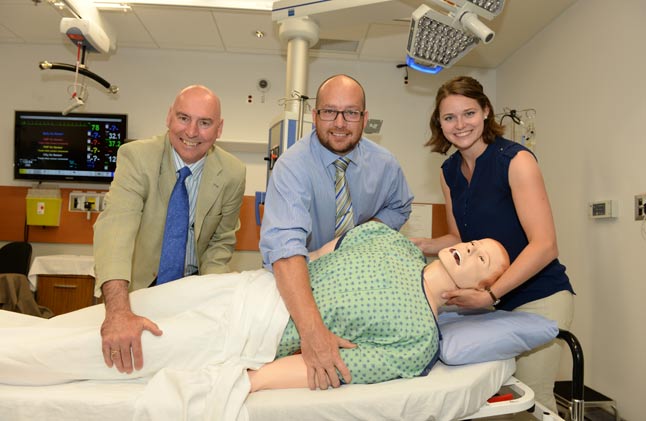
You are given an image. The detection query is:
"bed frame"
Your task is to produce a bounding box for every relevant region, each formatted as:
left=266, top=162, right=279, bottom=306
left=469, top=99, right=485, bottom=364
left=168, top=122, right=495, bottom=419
left=472, top=329, right=584, bottom=421
left=0, top=302, right=585, bottom=421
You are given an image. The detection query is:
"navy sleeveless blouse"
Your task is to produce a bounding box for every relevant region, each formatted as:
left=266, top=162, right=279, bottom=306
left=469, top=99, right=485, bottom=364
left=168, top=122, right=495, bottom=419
left=441, top=137, right=573, bottom=310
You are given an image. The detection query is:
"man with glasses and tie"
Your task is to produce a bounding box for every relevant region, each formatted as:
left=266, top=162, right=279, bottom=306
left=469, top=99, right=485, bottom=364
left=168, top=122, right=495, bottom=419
left=260, top=74, right=413, bottom=391
left=94, top=85, right=246, bottom=374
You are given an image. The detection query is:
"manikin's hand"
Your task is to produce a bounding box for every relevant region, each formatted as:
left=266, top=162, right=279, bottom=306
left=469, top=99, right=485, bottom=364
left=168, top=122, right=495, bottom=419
left=442, top=288, right=495, bottom=309
left=100, top=310, right=163, bottom=373
left=300, top=325, right=356, bottom=390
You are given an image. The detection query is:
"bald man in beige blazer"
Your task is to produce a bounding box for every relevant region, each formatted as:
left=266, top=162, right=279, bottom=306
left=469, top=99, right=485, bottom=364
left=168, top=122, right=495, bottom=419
left=93, top=85, right=245, bottom=373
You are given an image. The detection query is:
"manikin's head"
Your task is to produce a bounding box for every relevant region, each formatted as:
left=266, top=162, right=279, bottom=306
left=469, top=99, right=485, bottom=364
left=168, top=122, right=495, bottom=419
left=438, top=238, right=510, bottom=290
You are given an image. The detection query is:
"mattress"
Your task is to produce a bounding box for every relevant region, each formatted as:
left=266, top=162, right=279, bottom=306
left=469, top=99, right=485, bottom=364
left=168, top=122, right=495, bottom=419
left=246, top=359, right=516, bottom=421
left=0, top=359, right=515, bottom=421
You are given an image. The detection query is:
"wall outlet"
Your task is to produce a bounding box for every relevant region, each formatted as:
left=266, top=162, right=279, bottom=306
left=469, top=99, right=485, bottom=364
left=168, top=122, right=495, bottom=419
left=635, top=194, right=646, bottom=221
left=69, top=191, right=105, bottom=213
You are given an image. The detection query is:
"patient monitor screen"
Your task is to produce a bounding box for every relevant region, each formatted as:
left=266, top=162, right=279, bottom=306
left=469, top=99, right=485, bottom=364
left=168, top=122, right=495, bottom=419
left=14, top=111, right=128, bottom=183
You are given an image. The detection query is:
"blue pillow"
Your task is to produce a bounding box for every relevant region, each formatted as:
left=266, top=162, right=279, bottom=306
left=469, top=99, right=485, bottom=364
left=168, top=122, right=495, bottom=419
left=437, top=310, right=559, bottom=365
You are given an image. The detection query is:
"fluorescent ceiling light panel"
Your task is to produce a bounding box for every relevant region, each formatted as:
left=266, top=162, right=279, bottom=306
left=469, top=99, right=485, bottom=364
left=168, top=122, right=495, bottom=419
left=93, top=0, right=273, bottom=10
left=94, top=2, right=132, bottom=11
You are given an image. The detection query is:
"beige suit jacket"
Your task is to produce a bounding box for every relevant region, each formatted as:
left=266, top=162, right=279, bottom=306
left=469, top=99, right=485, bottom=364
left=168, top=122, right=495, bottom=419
left=93, top=134, right=246, bottom=294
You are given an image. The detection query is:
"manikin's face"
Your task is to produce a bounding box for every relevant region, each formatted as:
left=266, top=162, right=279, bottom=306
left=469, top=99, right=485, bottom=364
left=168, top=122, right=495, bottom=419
left=312, top=76, right=368, bottom=155
left=438, top=239, right=508, bottom=289
left=438, top=94, right=488, bottom=153
left=166, top=87, right=223, bottom=164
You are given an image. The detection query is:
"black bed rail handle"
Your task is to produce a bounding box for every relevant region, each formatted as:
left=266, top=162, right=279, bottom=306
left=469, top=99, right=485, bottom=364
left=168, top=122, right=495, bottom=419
left=557, top=329, right=585, bottom=421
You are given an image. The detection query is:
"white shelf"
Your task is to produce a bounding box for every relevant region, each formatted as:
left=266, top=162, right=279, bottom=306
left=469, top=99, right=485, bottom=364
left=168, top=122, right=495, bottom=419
left=217, top=139, right=267, bottom=154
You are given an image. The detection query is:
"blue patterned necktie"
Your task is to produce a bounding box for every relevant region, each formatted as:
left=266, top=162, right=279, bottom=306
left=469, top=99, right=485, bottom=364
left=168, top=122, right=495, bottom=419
left=334, top=157, right=355, bottom=237
left=157, top=166, right=191, bottom=284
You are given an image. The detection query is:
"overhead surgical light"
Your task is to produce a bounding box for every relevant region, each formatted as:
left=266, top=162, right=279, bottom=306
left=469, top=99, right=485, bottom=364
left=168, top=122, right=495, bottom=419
left=406, top=0, right=505, bottom=74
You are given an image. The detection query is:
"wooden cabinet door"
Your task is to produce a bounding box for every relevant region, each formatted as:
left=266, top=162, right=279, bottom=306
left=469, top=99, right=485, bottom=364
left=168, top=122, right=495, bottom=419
left=36, top=275, right=95, bottom=316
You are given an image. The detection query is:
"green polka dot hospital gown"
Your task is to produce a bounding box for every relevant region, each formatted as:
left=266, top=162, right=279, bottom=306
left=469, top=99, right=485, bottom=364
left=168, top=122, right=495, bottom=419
left=276, top=221, right=440, bottom=384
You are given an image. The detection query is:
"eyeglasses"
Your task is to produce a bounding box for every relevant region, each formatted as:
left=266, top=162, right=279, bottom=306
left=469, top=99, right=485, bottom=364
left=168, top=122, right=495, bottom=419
left=316, top=109, right=365, bottom=122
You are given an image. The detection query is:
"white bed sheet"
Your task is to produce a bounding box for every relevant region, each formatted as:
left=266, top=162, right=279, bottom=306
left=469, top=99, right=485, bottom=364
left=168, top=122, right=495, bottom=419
left=0, top=358, right=515, bottom=421
left=246, top=359, right=516, bottom=421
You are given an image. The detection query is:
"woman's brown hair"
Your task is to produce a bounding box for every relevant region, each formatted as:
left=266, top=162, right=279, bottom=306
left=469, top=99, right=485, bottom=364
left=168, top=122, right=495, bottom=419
left=426, top=76, right=505, bottom=154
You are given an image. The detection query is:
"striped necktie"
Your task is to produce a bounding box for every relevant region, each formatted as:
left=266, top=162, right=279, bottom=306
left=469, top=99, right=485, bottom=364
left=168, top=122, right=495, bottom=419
left=157, top=166, right=191, bottom=284
left=334, top=157, right=355, bottom=237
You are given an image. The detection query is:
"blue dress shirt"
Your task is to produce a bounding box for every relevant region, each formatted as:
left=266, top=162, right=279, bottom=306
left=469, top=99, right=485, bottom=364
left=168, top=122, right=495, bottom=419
left=260, top=129, right=413, bottom=267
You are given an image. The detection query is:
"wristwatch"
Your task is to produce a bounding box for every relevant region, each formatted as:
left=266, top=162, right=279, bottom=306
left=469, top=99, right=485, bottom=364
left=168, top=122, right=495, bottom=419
left=484, top=286, right=501, bottom=306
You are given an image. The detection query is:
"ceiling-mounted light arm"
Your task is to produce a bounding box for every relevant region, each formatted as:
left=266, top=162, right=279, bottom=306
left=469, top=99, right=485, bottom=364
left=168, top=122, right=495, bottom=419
left=39, top=61, right=119, bottom=94
left=426, top=0, right=504, bottom=22
left=459, top=11, right=494, bottom=44
left=47, top=0, right=117, bottom=54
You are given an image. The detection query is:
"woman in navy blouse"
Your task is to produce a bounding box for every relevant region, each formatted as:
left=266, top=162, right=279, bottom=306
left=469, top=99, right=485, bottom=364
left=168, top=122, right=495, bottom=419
left=411, top=76, right=574, bottom=411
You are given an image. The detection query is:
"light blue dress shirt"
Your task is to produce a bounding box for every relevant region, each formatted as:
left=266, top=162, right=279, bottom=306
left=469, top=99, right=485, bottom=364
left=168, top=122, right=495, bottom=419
left=260, top=129, right=413, bottom=267
left=170, top=148, right=205, bottom=276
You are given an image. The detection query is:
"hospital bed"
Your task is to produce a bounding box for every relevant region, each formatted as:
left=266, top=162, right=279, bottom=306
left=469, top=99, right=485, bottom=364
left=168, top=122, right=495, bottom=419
left=0, top=358, right=534, bottom=420
left=247, top=330, right=584, bottom=421
left=0, top=329, right=583, bottom=421
left=0, top=270, right=585, bottom=421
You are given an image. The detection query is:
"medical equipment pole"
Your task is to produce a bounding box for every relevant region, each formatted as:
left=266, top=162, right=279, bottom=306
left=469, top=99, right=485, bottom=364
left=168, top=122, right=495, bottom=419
left=278, top=16, right=319, bottom=113
left=296, top=93, right=310, bottom=138
left=296, top=93, right=305, bottom=138
left=261, top=17, right=318, bottom=193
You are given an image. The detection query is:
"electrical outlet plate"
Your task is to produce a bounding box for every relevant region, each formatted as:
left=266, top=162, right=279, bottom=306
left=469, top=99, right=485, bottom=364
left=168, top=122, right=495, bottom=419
left=635, top=194, right=646, bottom=221
left=69, top=191, right=105, bottom=213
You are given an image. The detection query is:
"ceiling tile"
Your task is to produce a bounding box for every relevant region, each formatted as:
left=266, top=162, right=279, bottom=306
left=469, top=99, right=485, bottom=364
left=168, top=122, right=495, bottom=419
left=0, top=23, right=21, bottom=44
left=102, top=9, right=158, bottom=49
left=360, top=22, right=410, bottom=61
left=317, top=24, right=370, bottom=45
left=134, top=5, right=224, bottom=50
left=212, top=10, right=281, bottom=53
left=0, top=2, right=65, bottom=44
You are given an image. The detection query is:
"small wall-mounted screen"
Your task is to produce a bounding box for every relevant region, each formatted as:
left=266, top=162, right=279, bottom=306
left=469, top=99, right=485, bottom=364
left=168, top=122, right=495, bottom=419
left=14, top=111, right=128, bottom=183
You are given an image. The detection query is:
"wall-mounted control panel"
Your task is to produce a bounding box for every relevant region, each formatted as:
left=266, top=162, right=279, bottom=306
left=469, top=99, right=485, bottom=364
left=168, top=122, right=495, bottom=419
left=589, top=200, right=618, bottom=219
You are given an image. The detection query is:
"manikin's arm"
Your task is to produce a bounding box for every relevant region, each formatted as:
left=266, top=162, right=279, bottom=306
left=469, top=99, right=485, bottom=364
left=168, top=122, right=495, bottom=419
left=248, top=354, right=307, bottom=392
left=248, top=326, right=422, bottom=391
left=308, top=237, right=340, bottom=262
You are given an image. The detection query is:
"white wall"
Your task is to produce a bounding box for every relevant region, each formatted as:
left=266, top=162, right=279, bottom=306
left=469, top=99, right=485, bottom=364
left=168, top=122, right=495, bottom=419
left=0, top=42, right=494, bottom=269
left=497, top=0, right=645, bottom=419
